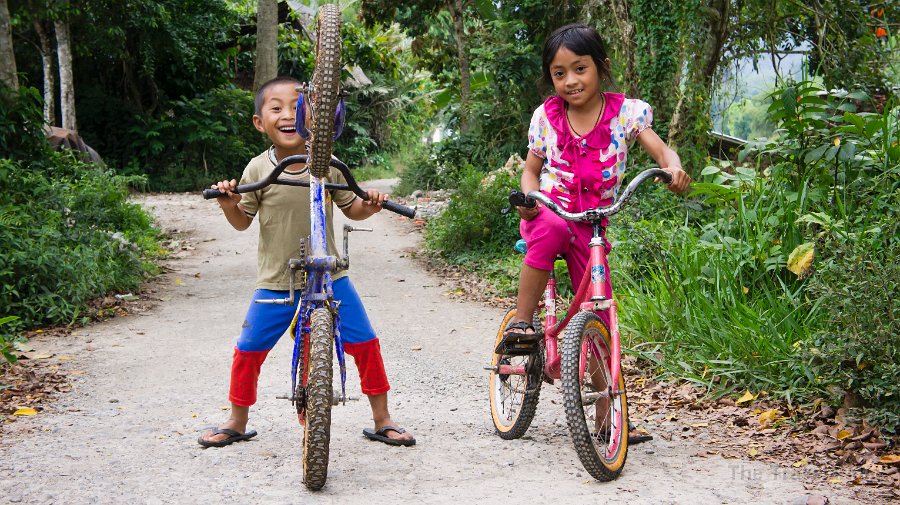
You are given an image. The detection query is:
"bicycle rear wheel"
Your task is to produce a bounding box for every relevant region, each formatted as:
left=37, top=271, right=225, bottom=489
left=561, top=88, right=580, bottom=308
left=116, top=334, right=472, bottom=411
left=308, top=3, right=341, bottom=179
left=561, top=311, right=628, bottom=481
left=302, top=307, right=334, bottom=490
left=489, top=308, right=543, bottom=439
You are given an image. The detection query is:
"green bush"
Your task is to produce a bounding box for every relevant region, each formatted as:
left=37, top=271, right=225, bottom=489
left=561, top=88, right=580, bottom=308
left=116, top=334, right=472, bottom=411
left=806, top=214, right=900, bottom=433
left=122, top=86, right=267, bottom=191
left=425, top=166, right=519, bottom=257
left=0, top=85, right=161, bottom=354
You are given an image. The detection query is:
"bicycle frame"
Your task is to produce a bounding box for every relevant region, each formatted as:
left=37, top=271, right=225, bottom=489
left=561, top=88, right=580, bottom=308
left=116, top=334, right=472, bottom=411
left=540, top=223, right=620, bottom=387
left=201, top=154, right=415, bottom=408
left=496, top=168, right=672, bottom=394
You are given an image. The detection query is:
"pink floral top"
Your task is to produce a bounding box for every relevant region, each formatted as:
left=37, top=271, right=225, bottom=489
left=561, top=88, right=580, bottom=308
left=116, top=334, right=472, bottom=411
left=527, top=93, right=653, bottom=213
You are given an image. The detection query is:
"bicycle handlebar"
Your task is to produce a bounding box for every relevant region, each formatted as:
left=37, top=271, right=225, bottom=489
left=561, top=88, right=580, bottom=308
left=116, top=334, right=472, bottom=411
left=526, top=168, right=672, bottom=223
left=201, top=155, right=417, bottom=219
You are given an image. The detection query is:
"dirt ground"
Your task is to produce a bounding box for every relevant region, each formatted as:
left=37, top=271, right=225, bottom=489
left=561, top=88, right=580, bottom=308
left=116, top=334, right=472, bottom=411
left=0, top=185, right=875, bottom=504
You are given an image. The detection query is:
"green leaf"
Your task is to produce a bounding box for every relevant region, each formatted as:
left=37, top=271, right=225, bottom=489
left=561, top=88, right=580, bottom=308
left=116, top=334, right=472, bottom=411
left=700, top=166, right=721, bottom=176
left=804, top=145, right=828, bottom=163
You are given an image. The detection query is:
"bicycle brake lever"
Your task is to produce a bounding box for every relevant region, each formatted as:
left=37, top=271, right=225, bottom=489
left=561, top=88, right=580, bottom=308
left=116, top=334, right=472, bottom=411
left=502, top=190, right=537, bottom=215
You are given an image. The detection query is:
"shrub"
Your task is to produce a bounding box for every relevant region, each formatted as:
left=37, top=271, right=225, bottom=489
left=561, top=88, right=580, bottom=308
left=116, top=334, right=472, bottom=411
left=806, top=214, right=900, bottom=433
left=425, top=166, right=519, bottom=257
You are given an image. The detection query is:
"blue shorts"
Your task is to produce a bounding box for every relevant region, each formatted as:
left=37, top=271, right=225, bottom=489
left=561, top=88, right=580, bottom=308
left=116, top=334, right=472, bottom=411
left=236, top=276, right=377, bottom=352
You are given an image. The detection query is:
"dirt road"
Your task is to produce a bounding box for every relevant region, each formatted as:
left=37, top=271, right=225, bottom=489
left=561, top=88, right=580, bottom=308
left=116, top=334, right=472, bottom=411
left=0, top=187, right=860, bottom=504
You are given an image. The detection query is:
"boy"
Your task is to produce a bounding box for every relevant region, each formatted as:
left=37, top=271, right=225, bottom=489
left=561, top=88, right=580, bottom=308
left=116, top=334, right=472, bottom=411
left=198, top=76, right=415, bottom=447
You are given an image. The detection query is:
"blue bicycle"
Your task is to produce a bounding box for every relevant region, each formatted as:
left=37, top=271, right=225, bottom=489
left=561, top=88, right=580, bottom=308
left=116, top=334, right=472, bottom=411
left=203, top=4, right=415, bottom=490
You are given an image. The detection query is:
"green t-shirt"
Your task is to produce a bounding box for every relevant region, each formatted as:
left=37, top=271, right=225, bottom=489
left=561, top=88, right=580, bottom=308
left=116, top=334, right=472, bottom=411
left=238, top=149, right=357, bottom=290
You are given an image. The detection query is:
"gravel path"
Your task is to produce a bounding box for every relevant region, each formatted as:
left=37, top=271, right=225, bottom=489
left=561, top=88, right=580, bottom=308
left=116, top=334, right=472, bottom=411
left=0, top=185, right=861, bottom=505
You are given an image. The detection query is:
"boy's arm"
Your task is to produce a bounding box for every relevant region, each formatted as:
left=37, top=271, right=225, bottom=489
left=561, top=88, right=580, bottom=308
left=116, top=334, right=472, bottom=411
left=635, top=128, right=691, bottom=193
left=213, top=179, right=253, bottom=230
left=340, top=189, right=387, bottom=220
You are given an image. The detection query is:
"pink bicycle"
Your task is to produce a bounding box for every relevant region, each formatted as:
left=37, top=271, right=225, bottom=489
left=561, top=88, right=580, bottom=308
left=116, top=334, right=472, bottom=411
left=487, top=168, right=672, bottom=481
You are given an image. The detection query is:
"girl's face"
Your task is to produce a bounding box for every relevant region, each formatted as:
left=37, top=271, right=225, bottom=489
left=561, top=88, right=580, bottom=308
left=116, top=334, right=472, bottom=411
left=549, top=46, right=603, bottom=108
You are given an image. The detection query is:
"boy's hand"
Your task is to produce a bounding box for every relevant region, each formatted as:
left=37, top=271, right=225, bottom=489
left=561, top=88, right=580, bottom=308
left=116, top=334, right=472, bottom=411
left=661, top=166, right=691, bottom=193
left=212, top=179, right=242, bottom=207
left=362, top=189, right=388, bottom=213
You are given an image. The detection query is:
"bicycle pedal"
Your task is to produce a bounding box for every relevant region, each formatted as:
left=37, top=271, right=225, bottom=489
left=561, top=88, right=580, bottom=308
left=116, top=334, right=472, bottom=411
left=495, top=341, right=539, bottom=356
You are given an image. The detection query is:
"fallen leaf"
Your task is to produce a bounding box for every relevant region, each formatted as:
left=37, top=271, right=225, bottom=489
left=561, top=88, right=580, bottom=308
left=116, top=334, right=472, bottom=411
left=220, top=405, right=230, bottom=410
left=736, top=390, right=756, bottom=405
left=13, top=407, right=37, bottom=416
left=690, top=423, right=709, bottom=428
left=758, top=409, right=779, bottom=425
left=827, top=477, right=844, bottom=484
left=792, top=456, right=809, bottom=468
left=175, top=277, right=184, bottom=285
left=836, top=429, right=853, bottom=441
left=411, top=346, right=422, bottom=351
left=57, top=356, right=74, bottom=361
left=879, top=455, right=900, bottom=465
left=748, top=448, right=758, bottom=457
left=28, top=353, right=54, bottom=360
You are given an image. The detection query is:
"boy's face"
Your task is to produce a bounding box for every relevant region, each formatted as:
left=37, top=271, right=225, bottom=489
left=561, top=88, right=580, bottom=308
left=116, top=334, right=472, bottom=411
left=253, top=82, right=304, bottom=152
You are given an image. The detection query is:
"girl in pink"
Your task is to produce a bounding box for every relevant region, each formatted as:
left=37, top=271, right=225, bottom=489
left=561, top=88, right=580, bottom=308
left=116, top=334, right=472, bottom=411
left=502, top=23, right=691, bottom=343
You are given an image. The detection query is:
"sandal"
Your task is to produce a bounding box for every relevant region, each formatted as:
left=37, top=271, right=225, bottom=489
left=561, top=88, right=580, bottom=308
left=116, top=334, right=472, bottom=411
left=495, top=320, right=543, bottom=354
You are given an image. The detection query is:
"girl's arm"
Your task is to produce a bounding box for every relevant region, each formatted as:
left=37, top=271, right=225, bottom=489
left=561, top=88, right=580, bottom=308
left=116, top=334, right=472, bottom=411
left=517, top=151, right=543, bottom=220
left=636, top=129, right=692, bottom=193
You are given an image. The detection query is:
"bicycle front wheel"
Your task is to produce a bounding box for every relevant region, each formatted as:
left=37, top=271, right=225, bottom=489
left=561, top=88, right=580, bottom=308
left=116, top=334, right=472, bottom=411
left=489, top=308, right=542, bottom=439
left=308, top=3, right=341, bottom=179
left=302, top=307, right=334, bottom=491
left=561, top=311, right=628, bottom=481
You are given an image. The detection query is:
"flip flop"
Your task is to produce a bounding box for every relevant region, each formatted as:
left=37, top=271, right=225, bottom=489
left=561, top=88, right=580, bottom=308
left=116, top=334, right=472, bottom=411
left=363, top=426, right=416, bottom=447
left=197, top=428, right=258, bottom=448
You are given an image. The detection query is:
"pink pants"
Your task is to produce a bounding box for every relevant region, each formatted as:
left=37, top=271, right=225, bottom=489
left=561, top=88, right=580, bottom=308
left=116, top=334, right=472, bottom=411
left=520, top=206, right=613, bottom=312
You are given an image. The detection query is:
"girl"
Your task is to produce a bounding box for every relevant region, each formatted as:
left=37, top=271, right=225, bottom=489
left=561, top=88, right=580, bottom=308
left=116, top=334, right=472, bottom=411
left=501, top=23, right=691, bottom=344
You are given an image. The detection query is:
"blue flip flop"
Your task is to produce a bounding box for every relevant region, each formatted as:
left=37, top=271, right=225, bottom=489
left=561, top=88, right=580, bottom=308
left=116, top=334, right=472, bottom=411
left=198, top=428, right=258, bottom=448
left=363, top=426, right=416, bottom=446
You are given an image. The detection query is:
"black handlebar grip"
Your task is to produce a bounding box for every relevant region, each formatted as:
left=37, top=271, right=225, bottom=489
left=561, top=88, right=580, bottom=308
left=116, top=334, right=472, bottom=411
left=202, top=188, right=225, bottom=200
left=658, top=170, right=674, bottom=185
left=382, top=200, right=416, bottom=218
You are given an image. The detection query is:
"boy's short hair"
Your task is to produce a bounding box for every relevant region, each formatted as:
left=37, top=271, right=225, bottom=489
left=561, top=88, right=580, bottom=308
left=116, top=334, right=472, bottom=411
left=254, top=76, right=302, bottom=116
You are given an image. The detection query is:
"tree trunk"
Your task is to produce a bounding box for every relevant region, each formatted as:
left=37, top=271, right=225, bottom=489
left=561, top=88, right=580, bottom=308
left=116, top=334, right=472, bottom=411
left=253, top=0, right=278, bottom=91
left=33, top=16, right=56, bottom=125
left=607, top=0, right=638, bottom=97
left=0, top=0, right=18, bottom=90
left=55, top=14, right=76, bottom=131
left=668, top=0, right=729, bottom=157
left=446, top=0, right=471, bottom=135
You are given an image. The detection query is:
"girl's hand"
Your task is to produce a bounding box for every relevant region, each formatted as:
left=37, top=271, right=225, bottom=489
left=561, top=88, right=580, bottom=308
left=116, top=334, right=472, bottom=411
left=661, top=166, right=691, bottom=193
left=516, top=204, right=540, bottom=221
left=213, top=179, right=242, bottom=207
left=362, top=189, right=388, bottom=213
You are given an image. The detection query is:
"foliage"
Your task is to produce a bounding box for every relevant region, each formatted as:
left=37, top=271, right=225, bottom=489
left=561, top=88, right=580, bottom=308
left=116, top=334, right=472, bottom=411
left=120, top=86, right=266, bottom=191
left=0, top=85, right=160, bottom=336
left=806, top=231, right=900, bottom=433
left=0, top=316, right=20, bottom=365
left=425, top=167, right=519, bottom=257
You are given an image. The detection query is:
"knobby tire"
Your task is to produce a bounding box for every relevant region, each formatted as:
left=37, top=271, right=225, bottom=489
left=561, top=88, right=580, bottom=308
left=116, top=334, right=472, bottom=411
left=308, top=4, right=341, bottom=179
left=561, top=311, right=629, bottom=481
left=302, top=307, right=334, bottom=490
left=489, top=308, right=542, bottom=439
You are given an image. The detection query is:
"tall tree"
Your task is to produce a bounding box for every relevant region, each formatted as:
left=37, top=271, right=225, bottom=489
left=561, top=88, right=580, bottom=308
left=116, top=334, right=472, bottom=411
left=29, top=1, right=55, bottom=125
left=253, top=0, right=278, bottom=90
left=0, top=0, right=18, bottom=90
left=54, top=0, right=75, bottom=131
left=361, top=0, right=475, bottom=134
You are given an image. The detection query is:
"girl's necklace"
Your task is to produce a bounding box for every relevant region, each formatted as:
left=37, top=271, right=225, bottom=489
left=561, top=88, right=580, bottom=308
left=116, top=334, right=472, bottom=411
left=565, top=94, right=605, bottom=138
